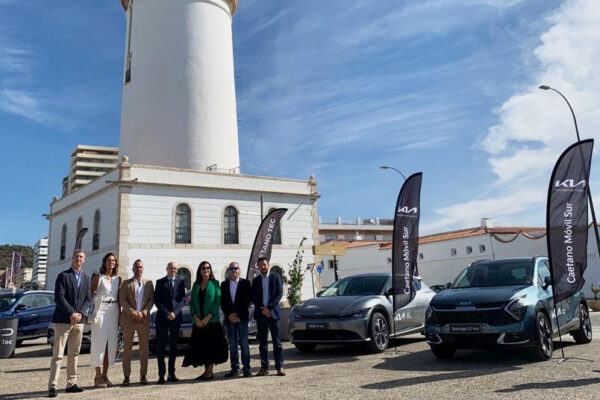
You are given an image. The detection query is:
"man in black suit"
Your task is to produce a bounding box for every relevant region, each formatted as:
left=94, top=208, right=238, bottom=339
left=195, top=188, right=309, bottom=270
left=221, top=261, right=252, bottom=378
left=251, top=257, right=285, bottom=377
left=154, top=261, right=186, bottom=384
left=48, top=250, right=91, bottom=398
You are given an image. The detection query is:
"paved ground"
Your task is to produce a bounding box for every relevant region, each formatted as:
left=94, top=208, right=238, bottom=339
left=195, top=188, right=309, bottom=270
left=2, top=315, right=600, bottom=399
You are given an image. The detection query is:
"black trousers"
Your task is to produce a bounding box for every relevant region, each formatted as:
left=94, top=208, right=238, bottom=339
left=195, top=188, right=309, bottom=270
left=256, top=315, right=283, bottom=370
left=156, top=320, right=181, bottom=378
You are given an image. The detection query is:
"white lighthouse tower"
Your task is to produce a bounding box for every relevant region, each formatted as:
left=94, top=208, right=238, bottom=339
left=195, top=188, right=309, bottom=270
left=118, top=0, right=240, bottom=172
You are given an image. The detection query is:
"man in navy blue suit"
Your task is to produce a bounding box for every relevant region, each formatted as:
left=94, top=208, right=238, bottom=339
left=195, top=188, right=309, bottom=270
left=252, top=257, right=285, bottom=376
left=48, top=250, right=91, bottom=398
left=154, top=261, right=186, bottom=384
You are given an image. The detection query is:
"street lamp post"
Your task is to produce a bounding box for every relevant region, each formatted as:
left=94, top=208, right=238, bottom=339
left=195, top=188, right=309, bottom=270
left=380, top=165, right=406, bottom=180
left=539, top=85, right=600, bottom=252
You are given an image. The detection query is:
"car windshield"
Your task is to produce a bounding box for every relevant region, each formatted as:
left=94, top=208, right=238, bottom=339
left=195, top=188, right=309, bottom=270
left=0, top=296, right=17, bottom=311
left=320, top=276, right=388, bottom=297
left=453, top=261, right=533, bottom=288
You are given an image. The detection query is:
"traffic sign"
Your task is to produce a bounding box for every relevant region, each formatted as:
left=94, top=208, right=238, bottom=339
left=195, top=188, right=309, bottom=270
left=316, top=264, right=323, bottom=274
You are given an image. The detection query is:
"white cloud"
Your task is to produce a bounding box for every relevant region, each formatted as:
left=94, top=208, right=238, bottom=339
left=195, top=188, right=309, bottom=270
left=427, top=0, right=600, bottom=232
left=0, top=89, right=75, bottom=129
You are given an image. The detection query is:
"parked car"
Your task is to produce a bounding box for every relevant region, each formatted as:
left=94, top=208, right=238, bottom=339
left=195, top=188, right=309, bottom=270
left=148, top=292, right=257, bottom=354
left=424, top=256, right=592, bottom=360
left=289, top=273, right=435, bottom=353
left=0, top=290, right=55, bottom=346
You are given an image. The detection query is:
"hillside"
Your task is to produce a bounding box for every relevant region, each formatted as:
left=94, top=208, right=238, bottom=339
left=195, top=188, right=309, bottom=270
left=0, top=244, right=34, bottom=273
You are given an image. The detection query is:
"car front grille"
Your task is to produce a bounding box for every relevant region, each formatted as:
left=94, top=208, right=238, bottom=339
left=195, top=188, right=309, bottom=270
left=430, top=309, right=516, bottom=326
left=291, top=330, right=362, bottom=342
left=440, top=333, right=500, bottom=347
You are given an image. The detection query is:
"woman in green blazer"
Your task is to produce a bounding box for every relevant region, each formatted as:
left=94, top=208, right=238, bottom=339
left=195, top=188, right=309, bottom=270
left=182, top=261, right=228, bottom=379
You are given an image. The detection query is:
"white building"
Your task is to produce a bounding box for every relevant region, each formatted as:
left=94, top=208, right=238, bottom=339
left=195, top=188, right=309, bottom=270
left=65, top=145, right=119, bottom=195
left=319, top=220, right=600, bottom=299
left=17, top=268, right=32, bottom=290
left=46, top=0, right=319, bottom=300
left=32, top=237, right=49, bottom=289
left=319, top=217, right=393, bottom=242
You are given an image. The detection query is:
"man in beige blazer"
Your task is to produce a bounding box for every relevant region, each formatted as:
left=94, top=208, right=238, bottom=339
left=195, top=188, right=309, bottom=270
left=119, top=259, right=154, bottom=386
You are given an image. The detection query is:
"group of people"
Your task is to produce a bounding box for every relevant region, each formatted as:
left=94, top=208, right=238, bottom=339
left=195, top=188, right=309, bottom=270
left=47, top=249, right=285, bottom=398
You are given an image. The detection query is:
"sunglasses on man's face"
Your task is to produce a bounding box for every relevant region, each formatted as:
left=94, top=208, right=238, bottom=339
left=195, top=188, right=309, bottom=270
left=229, top=267, right=239, bottom=271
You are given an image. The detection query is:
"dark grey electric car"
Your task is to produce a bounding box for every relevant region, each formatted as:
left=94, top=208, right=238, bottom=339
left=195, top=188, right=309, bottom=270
left=289, top=273, right=435, bottom=353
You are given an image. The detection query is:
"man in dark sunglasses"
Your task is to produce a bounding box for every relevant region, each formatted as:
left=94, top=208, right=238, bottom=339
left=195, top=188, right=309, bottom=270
left=220, top=262, right=253, bottom=378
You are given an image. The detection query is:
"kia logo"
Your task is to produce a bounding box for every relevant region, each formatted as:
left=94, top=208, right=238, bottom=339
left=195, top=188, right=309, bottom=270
left=397, top=206, right=418, bottom=214
left=555, top=179, right=586, bottom=188
left=0, top=328, right=14, bottom=337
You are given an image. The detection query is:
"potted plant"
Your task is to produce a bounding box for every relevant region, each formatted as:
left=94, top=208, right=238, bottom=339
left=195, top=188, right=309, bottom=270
left=589, top=284, right=600, bottom=311
left=280, top=237, right=307, bottom=340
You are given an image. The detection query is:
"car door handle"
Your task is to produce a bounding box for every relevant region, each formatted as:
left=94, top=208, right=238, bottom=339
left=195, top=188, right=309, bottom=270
left=31, top=314, right=38, bottom=317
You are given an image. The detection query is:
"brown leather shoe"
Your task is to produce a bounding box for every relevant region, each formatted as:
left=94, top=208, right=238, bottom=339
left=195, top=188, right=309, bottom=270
left=103, top=375, right=113, bottom=387
left=140, top=375, right=148, bottom=385
left=122, top=377, right=130, bottom=387
left=256, top=368, right=269, bottom=376
left=276, top=369, right=286, bottom=376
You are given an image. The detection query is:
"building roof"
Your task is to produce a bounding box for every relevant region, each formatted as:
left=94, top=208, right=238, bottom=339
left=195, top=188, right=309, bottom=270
left=321, top=240, right=388, bottom=249
left=325, top=226, right=546, bottom=251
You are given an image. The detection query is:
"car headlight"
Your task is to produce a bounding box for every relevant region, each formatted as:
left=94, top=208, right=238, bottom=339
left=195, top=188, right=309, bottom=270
left=289, top=310, right=301, bottom=320
left=338, top=308, right=369, bottom=320
left=505, top=297, right=528, bottom=321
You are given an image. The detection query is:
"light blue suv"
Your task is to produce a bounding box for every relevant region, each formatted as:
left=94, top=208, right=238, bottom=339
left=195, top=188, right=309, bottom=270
left=425, top=257, right=592, bottom=360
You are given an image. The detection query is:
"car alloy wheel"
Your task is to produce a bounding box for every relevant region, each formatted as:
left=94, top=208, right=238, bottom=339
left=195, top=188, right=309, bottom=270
left=367, top=312, right=389, bottom=353
left=572, top=303, right=593, bottom=344
left=534, top=312, right=553, bottom=360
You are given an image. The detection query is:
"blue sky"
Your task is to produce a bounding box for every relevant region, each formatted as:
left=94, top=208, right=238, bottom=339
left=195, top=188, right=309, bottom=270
left=1, top=0, right=599, bottom=246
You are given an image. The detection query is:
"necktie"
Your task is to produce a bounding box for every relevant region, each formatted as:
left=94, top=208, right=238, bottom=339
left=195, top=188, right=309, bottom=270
left=170, top=279, right=174, bottom=289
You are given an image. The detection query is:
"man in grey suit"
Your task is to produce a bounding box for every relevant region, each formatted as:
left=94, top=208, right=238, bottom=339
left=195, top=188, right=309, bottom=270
left=48, top=250, right=91, bottom=398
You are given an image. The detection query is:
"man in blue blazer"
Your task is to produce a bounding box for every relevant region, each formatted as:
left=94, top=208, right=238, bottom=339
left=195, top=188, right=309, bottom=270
left=154, top=262, right=186, bottom=384
left=48, top=250, right=92, bottom=398
left=251, top=257, right=285, bottom=376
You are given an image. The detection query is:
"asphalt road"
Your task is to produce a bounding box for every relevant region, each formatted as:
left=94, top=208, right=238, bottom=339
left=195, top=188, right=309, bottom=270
left=2, top=315, right=600, bottom=400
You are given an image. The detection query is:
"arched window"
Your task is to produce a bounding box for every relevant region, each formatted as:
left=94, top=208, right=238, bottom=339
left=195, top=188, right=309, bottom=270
left=269, top=208, right=282, bottom=245
left=76, top=217, right=83, bottom=241
left=60, top=224, right=67, bottom=260
left=93, top=210, right=101, bottom=250
left=177, top=267, right=192, bottom=290
left=224, top=206, right=238, bottom=244
left=175, top=203, right=191, bottom=244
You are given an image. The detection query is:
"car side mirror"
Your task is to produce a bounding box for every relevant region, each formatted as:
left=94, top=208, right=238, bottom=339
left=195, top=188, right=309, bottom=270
left=15, top=304, right=27, bottom=312
left=385, top=288, right=394, bottom=297
left=543, top=275, right=552, bottom=289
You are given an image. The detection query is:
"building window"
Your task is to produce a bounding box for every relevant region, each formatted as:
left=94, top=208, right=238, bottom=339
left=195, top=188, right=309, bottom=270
left=60, top=224, right=67, bottom=260
left=175, top=203, right=191, bottom=244
left=479, top=244, right=486, bottom=253
left=328, top=259, right=338, bottom=270
left=451, top=248, right=457, bottom=257
left=93, top=210, right=101, bottom=250
left=224, top=206, right=239, bottom=244
left=76, top=217, right=83, bottom=240
left=466, top=246, right=473, bottom=255
left=387, top=257, right=392, bottom=264
left=177, top=267, right=192, bottom=290
left=269, top=208, right=282, bottom=245
left=419, top=253, right=424, bottom=260
left=324, top=234, right=337, bottom=242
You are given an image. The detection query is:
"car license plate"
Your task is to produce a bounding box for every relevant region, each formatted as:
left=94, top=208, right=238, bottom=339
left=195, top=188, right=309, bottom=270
left=449, top=324, right=482, bottom=334
left=307, top=323, right=329, bottom=330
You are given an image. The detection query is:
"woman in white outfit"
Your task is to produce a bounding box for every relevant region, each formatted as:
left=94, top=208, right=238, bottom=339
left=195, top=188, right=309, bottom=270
left=90, top=252, right=121, bottom=388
